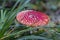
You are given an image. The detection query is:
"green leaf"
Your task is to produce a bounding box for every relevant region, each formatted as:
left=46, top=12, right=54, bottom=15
left=17, top=35, right=53, bottom=40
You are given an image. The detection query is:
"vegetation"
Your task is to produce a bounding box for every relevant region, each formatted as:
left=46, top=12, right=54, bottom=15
left=0, top=0, right=60, bottom=40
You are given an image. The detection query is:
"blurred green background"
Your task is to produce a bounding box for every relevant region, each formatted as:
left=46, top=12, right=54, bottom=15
left=0, top=0, right=60, bottom=40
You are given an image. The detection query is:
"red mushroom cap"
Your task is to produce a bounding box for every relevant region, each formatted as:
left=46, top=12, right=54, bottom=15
left=16, top=10, right=49, bottom=27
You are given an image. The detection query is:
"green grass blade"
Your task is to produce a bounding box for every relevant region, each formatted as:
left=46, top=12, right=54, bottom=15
left=11, top=0, right=21, bottom=11
left=1, top=10, right=4, bottom=22
left=0, top=0, right=31, bottom=38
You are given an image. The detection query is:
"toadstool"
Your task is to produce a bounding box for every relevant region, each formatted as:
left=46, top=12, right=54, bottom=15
left=16, top=10, right=49, bottom=27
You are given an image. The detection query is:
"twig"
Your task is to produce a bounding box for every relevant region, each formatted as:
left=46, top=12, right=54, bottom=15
left=7, top=27, right=16, bottom=35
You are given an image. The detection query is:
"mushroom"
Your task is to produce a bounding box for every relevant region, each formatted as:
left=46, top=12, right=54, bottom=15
left=16, top=10, right=49, bottom=27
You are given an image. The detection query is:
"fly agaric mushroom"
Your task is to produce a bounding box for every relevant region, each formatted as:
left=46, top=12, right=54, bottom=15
left=16, top=10, right=49, bottom=27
